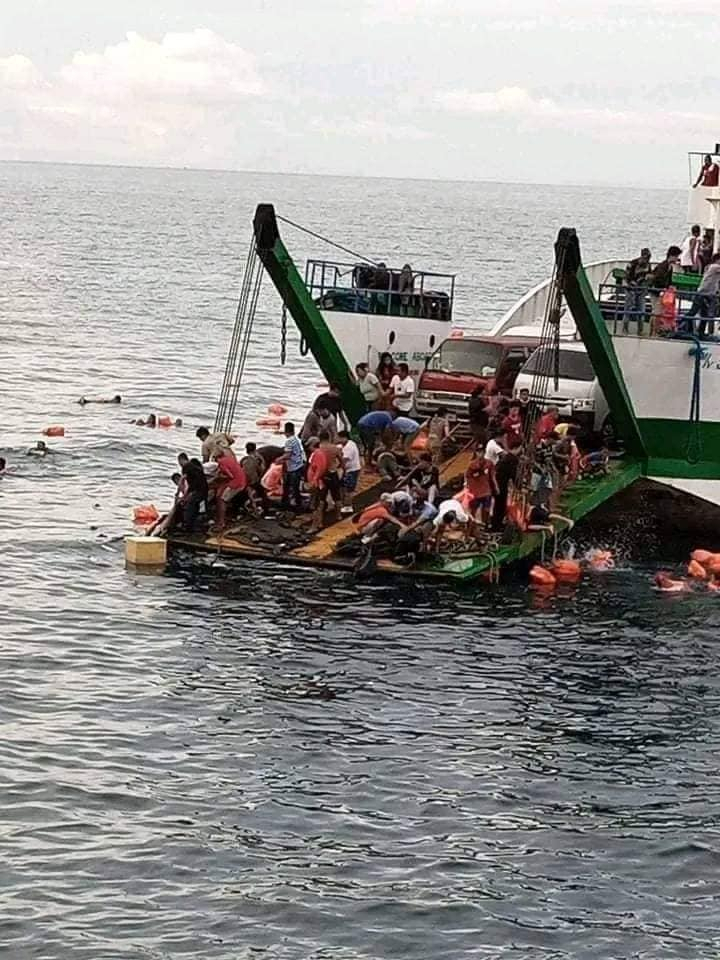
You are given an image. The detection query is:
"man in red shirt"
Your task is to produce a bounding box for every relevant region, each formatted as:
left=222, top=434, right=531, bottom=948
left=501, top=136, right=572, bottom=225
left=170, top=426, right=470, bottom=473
left=694, top=154, right=720, bottom=188
left=214, top=452, right=248, bottom=530
left=534, top=406, right=559, bottom=442
left=465, top=448, right=498, bottom=527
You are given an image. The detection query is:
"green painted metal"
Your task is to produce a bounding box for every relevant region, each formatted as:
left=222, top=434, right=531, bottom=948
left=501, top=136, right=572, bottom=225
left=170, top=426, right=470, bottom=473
left=253, top=204, right=366, bottom=426
left=426, top=459, right=644, bottom=580
left=638, top=418, right=720, bottom=473
left=555, top=229, right=647, bottom=459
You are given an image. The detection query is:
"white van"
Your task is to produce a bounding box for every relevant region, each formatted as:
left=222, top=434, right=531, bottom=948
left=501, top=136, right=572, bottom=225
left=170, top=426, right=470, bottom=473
left=513, top=342, right=614, bottom=443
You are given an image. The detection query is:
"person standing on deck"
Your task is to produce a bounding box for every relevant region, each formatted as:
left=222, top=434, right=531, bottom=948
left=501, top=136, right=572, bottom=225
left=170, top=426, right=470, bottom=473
left=213, top=452, right=248, bottom=531
left=465, top=448, right=498, bottom=528
left=694, top=154, right=720, bottom=188
left=399, top=264, right=414, bottom=315
left=491, top=438, right=521, bottom=531
left=687, top=253, right=720, bottom=336
left=468, top=385, right=489, bottom=446
left=680, top=225, right=702, bottom=274
left=196, top=426, right=236, bottom=463
left=338, top=431, right=362, bottom=514
left=313, top=383, right=349, bottom=432
left=623, top=248, right=651, bottom=334
left=390, top=362, right=415, bottom=414
left=280, top=422, right=306, bottom=511
left=426, top=407, right=450, bottom=463
left=241, top=441, right=269, bottom=512
left=301, top=404, right=337, bottom=444
left=648, top=246, right=681, bottom=329
left=355, top=363, right=384, bottom=410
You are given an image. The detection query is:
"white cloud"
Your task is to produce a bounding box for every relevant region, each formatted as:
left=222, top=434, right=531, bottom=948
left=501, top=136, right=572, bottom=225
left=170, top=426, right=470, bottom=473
left=0, top=53, right=42, bottom=89
left=437, top=85, right=720, bottom=141
left=313, top=117, right=430, bottom=142
left=0, top=29, right=266, bottom=163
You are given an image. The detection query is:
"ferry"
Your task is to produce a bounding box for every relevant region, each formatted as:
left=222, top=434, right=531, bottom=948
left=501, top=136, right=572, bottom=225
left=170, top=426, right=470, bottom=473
left=161, top=148, right=720, bottom=580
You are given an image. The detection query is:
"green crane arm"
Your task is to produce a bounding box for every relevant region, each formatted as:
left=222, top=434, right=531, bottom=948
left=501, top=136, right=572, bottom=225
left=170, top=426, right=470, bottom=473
left=253, top=204, right=366, bottom=426
left=555, top=228, right=647, bottom=459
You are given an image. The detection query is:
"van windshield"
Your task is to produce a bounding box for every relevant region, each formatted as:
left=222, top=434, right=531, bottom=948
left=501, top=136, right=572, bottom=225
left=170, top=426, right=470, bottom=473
left=522, top=348, right=595, bottom=382
left=428, top=340, right=503, bottom=375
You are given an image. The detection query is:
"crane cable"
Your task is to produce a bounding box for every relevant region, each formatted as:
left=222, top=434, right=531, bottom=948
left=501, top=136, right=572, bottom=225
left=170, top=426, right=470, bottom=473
left=215, top=237, right=264, bottom=434
left=276, top=214, right=378, bottom=266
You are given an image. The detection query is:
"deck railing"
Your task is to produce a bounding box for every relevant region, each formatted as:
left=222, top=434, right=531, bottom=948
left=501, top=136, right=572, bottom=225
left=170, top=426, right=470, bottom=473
left=598, top=281, right=718, bottom=338
left=304, top=258, right=456, bottom=321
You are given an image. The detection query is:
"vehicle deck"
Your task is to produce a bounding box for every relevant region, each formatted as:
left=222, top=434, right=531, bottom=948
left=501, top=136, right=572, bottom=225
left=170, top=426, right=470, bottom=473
left=167, top=454, right=642, bottom=582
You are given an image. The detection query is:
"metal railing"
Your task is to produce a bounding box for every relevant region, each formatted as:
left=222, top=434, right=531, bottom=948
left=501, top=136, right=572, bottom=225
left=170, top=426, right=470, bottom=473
left=598, top=282, right=719, bottom=338
left=304, top=258, right=456, bottom=320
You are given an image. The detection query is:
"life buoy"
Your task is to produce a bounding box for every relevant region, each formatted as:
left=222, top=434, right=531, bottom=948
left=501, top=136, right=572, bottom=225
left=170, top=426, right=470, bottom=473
left=133, top=504, right=159, bottom=525
left=530, top=565, right=556, bottom=589
left=267, top=403, right=288, bottom=416
left=704, top=555, right=720, bottom=576
left=551, top=559, right=582, bottom=583
left=43, top=426, right=65, bottom=437
left=688, top=559, right=708, bottom=580
left=691, top=549, right=714, bottom=566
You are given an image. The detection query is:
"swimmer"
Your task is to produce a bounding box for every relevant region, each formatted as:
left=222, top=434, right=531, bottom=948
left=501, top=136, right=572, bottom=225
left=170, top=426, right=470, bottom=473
left=526, top=505, right=574, bottom=533
left=133, top=414, right=157, bottom=428
left=654, top=572, right=690, bottom=593
left=27, top=441, right=50, bottom=458
left=585, top=548, right=615, bottom=571
left=79, top=394, right=122, bottom=405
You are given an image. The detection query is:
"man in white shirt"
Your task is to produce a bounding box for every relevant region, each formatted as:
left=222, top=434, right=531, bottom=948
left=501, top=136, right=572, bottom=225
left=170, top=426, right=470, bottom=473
left=483, top=431, right=506, bottom=466
left=338, top=431, right=362, bottom=514
left=680, top=224, right=701, bottom=274
left=389, top=362, right=415, bottom=414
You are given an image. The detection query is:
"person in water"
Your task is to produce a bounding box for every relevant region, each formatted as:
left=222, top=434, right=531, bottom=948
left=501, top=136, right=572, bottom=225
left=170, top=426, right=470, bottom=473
left=0, top=457, right=7, bottom=475
left=27, top=441, right=50, bottom=457
left=133, top=413, right=157, bottom=428
left=79, top=394, right=122, bottom=405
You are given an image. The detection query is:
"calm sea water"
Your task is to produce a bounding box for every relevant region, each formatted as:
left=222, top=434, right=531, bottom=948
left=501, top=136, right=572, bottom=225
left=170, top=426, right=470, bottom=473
left=3, top=162, right=720, bottom=959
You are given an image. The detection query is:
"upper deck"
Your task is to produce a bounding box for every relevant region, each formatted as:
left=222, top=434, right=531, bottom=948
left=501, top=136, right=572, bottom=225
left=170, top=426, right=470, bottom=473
left=305, top=258, right=456, bottom=322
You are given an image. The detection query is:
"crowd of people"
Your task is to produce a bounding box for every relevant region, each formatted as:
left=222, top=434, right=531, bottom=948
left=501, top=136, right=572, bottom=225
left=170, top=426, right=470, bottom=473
left=155, top=351, right=609, bottom=572
left=622, top=223, right=720, bottom=337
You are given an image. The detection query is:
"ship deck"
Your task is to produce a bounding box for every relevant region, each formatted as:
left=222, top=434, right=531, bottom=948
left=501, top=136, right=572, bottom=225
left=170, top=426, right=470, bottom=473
left=167, top=453, right=642, bottom=582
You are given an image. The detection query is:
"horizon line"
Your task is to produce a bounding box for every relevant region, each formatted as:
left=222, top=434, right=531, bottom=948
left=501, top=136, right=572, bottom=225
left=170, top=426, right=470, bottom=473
left=0, top=157, right=685, bottom=192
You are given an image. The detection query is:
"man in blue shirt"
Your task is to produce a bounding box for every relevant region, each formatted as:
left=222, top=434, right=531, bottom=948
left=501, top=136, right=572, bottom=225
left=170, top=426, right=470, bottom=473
left=281, top=421, right=306, bottom=510
left=357, top=409, right=393, bottom=459
left=390, top=415, right=421, bottom=453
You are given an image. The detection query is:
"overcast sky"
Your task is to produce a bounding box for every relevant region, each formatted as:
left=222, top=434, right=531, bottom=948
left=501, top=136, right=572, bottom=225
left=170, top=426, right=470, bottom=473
left=1, top=0, right=717, bottom=185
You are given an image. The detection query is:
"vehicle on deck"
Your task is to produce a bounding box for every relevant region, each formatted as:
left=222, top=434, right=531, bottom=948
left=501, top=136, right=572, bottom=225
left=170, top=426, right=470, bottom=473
left=513, top=342, right=613, bottom=443
left=415, top=327, right=574, bottom=419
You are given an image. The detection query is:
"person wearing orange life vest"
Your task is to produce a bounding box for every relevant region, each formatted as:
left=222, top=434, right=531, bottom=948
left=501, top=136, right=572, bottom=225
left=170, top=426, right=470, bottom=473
left=465, top=447, right=498, bottom=528
left=534, top=406, right=559, bottom=442
left=648, top=246, right=681, bottom=332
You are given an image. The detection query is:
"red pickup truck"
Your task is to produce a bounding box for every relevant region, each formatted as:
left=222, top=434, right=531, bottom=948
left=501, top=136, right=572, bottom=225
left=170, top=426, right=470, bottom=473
left=414, top=333, right=542, bottom=419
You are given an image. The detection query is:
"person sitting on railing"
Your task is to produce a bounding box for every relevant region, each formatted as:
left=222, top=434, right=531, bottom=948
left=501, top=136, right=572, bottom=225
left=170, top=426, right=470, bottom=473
left=371, top=262, right=390, bottom=314
left=399, top=264, right=414, bottom=316
left=694, top=154, right=719, bottom=188
left=623, top=247, right=651, bottom=335
left=686, top=253, right=720, bottom=337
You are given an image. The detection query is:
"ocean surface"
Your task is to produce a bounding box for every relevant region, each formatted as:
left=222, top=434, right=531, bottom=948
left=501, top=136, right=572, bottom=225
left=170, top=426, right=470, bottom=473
left=2, top=161, right=720, bottom=959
